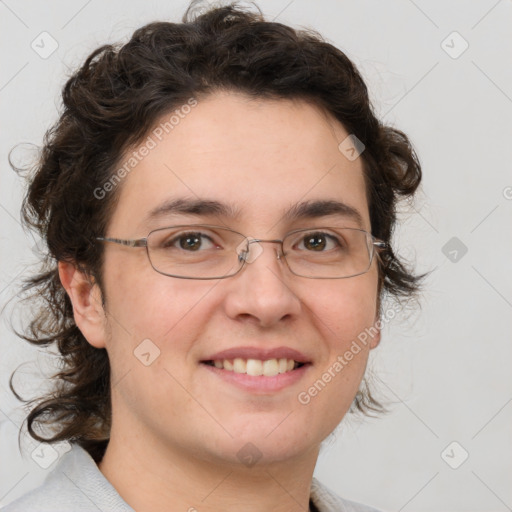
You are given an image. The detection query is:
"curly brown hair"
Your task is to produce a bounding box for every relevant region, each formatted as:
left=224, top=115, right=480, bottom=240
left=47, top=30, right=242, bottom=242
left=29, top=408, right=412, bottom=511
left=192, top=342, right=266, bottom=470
left=9, top=0, right=425, bottom=464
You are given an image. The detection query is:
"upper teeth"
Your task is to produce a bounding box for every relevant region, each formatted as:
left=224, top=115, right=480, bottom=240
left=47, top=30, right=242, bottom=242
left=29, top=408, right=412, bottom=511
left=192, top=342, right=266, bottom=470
left=213, top=358, right=297, bottom=377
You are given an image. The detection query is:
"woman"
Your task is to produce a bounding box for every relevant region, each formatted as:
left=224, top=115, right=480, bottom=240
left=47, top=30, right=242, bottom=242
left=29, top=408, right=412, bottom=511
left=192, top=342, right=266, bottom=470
left=4, top=2, right=423, bottom=510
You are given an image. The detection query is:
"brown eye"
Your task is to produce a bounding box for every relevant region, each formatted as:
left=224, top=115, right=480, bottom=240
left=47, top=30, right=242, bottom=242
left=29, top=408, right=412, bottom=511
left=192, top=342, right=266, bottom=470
left=296, top=232, right=340, bottom=252
left=162, top=232, right=216, bottom=251
left=179, top=233, right=202, bottom=251
left=304, top=234, right=326, bottom=251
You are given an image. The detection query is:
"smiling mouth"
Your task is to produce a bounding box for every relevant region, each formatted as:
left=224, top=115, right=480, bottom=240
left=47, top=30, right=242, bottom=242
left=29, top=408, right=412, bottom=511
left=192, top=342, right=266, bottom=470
left=202, top=358, right=306, bottom=377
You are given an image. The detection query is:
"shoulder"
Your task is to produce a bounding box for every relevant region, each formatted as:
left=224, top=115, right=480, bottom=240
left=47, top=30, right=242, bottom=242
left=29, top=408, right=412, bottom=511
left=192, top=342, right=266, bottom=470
left=310, top=477, right=383, bottom=512
left=1, top=444, right=134, bottom=512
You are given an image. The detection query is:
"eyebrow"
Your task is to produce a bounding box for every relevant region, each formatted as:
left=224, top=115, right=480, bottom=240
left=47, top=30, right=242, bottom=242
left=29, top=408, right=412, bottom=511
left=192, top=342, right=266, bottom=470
left=145, top=198, right=242, bottom=222
left=282, top=199, right=364, bottom=227
left=144, top=197, right=364, bottom=227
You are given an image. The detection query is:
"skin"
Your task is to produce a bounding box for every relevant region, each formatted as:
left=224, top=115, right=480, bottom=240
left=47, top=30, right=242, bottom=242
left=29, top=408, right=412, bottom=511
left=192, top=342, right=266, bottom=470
left=59, top=91, right=381, bottom=512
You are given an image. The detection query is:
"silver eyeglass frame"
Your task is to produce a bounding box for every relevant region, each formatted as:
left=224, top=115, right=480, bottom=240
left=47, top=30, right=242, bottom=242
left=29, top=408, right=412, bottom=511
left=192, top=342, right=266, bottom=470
left=95, top=224, right=387, bottom=280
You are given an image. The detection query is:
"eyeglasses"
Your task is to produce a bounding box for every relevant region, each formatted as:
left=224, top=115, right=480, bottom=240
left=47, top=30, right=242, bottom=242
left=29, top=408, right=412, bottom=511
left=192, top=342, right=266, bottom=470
left=95, top=224, right=386, bottom=280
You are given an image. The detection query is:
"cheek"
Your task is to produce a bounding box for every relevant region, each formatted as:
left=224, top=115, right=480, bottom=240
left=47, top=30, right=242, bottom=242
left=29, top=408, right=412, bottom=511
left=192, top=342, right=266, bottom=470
left=311, top=273, right=379, bottom=345
left=100, top=266, right=221, bottom=391
left=127, top=297, right=209, bottom=355
left=103, top=254, right=212, bottom=339
left=101, top=272, right=214, bottom=399
left=303, top=278, right=378, bottom=427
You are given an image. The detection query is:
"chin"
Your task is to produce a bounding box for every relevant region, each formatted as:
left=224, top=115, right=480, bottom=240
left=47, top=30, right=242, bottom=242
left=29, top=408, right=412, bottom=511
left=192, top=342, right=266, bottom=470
left=216, top=421, right=321, bottom=465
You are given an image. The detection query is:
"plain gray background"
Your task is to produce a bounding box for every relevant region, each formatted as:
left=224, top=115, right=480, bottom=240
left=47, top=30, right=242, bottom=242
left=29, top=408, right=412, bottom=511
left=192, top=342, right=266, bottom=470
left=1, top=1, right=511, bottom=510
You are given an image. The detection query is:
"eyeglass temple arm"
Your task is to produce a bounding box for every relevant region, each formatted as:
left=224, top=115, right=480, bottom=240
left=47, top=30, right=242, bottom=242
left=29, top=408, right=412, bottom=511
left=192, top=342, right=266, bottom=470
left=95, top=237, right=147, bottom=248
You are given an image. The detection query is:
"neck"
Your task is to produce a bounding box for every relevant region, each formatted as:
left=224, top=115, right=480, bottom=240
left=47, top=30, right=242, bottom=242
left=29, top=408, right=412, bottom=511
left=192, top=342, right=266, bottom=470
left=98, top=423, right=319, bottom=512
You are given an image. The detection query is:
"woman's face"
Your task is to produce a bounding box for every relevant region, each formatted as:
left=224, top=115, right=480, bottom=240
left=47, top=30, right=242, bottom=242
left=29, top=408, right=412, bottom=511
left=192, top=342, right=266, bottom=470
left=96, top=92, right=381, bottom=467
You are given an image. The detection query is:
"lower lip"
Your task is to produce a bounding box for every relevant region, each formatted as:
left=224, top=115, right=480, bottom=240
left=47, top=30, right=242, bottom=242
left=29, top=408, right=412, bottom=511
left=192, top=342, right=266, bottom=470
left=200, top=363, right=311, bottom=393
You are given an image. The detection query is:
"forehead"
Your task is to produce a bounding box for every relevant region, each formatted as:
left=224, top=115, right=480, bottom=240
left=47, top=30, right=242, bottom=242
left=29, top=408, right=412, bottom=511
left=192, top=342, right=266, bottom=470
left=107, top=92, right=370, bottom=234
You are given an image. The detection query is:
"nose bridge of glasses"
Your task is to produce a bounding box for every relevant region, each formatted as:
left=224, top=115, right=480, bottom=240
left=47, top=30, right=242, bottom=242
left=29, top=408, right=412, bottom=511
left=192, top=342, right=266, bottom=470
left=237, top=237, right=283, bottom=264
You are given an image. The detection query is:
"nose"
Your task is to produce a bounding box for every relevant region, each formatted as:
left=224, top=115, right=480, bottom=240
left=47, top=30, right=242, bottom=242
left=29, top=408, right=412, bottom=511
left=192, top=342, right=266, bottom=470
left=223, top=239, right=302, bottom=327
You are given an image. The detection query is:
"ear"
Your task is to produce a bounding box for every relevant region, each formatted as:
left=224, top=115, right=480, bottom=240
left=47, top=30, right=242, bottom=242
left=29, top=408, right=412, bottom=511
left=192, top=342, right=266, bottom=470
left=58, top=261, right=107, bottom=349
left=369, top=315, right=382, bottom=349
left=369, top=294, right=383, bottom=350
